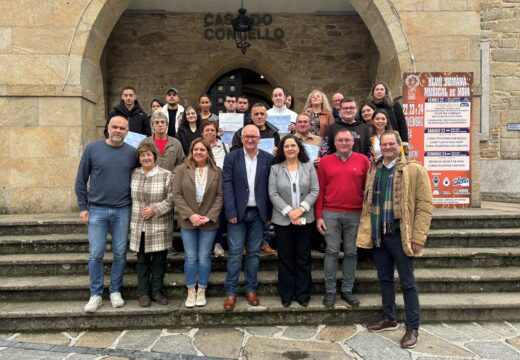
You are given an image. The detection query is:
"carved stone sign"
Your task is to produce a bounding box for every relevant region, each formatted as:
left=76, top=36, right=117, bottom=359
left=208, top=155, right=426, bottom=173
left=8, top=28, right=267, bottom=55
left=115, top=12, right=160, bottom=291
left=203, top=13, right=285, bottom=41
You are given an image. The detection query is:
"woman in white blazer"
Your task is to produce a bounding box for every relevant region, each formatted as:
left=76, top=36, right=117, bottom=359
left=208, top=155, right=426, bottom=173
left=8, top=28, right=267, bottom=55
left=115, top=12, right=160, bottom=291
left=268, top=135, right=319, bottom=307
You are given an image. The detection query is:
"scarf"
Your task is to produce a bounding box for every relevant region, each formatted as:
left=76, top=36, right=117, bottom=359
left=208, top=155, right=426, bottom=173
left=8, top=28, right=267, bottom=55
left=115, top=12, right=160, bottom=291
left=371, top=162, right=396, bottom=248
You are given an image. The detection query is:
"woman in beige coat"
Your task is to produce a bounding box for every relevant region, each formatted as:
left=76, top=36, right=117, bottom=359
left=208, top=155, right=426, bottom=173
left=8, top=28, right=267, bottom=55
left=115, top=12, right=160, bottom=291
left=129, top=143, right=174, bottom=307
left=172, top=138, right=223, bottom=308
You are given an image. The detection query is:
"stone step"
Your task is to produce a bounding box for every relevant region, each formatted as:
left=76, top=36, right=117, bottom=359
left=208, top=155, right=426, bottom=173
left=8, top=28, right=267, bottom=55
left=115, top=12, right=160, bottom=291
left=2, top=228, right=520, bottom=254
left=2, top=292, right=520, bottom=332
left=429, top=208, right=520, bottom=229
left=1, top=267, right=519, bottom=301
left=426, top=228, right=520, bottom=247
left=0, top=247, right=520, bottom=275
left=2, top=248, right=520, bottom=276
left=1, top=207, right=519, bottom=236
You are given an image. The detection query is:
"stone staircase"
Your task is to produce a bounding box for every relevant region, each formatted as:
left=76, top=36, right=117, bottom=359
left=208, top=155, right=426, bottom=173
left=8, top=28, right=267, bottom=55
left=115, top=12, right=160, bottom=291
left=1, top=202, right=520, bottom=332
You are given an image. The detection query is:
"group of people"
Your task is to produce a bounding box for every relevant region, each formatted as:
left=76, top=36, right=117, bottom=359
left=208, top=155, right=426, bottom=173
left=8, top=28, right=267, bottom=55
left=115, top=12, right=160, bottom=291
left=75, top=83, right=433, bottom=349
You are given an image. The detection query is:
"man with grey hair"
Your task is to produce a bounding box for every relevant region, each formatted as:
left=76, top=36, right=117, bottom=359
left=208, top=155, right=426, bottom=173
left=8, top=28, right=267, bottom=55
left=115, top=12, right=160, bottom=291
left=331, top=92, right=344, bottom=121
left=222, top=124, right=275, bottom=311
left=140, top=112, right=184, bottom=171
left=76, top=116, right=138, bottom=313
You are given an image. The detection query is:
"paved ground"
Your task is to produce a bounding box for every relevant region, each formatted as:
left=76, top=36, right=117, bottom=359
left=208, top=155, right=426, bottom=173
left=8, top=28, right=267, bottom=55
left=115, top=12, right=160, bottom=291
left=2, top=322, right=520, bottom=359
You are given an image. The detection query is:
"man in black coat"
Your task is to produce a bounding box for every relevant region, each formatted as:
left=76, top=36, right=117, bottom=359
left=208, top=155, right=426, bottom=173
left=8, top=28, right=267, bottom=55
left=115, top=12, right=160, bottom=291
left=323, top=98, right=371, bottom=158
left=103, top=86, right=151, bottom=138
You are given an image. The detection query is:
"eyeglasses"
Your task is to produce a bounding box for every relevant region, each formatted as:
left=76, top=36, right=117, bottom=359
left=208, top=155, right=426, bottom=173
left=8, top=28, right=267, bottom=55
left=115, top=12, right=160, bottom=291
left=341, top=107, right=357, bottom=111
left=242, top=135, right=259, bottom=140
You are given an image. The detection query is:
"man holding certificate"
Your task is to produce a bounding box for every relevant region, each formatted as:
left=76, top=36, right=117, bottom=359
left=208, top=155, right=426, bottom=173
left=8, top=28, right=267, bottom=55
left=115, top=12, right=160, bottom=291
left=230, top=103, right=280, bottom=152
left=294, top=113, right=322, bottom=166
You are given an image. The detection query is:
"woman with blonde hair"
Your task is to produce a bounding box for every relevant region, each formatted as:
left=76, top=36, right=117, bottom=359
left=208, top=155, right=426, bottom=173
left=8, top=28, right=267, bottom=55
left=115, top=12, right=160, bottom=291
left=302, top=90, right=334, bottom=138
left=172, top=138, right=223, bottom=308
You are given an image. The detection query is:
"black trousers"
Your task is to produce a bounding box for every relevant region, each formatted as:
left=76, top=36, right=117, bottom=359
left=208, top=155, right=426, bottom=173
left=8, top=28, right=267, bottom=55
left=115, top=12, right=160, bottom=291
left=137, top=233, right=168, bottom=296
left=274, top=223, right=313, bottom=303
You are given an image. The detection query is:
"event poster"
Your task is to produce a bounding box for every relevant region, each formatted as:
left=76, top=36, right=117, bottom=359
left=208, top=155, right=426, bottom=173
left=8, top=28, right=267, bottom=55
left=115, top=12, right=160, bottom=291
left=402, top=72, right=473, bottom=208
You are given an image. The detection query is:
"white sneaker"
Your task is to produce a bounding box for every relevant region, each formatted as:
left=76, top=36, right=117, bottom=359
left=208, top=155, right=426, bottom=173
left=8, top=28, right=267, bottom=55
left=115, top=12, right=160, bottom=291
left=196, top=287, right=207, bottom=306
left=84, top=295, right=102, bottom=313
left=213, top=243, right=225, bottom=258
left=110, top=292, right=125, bottom=308
left=185, top=288, right=196, bottom=308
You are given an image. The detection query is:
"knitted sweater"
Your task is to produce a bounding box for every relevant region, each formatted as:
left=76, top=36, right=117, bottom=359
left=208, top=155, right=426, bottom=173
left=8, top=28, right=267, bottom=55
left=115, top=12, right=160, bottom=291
left=315, top=152, right=370, bottom=218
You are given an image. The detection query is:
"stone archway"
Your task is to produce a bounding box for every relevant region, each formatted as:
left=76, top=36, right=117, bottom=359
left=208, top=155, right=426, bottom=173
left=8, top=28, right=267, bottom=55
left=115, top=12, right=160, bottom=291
left=350, top=0, right=415, bottom=96
left=72, top=0, right=413, bottom=137
left=188, top=47, right=292, bottom=102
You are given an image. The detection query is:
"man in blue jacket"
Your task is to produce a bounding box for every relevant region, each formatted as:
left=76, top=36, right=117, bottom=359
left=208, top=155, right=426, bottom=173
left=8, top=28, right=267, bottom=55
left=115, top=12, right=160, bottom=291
left=222, top=120, right=274, bottom=311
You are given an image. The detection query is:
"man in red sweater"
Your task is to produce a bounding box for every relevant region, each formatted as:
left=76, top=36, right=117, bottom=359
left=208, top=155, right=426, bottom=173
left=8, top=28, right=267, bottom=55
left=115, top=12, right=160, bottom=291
left=316, top=128, right=370, bottom=308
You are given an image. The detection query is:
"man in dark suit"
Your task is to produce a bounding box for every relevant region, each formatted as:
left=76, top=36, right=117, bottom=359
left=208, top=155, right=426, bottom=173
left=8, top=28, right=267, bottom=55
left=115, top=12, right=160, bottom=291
left=222, top=124, right=275, bottom=311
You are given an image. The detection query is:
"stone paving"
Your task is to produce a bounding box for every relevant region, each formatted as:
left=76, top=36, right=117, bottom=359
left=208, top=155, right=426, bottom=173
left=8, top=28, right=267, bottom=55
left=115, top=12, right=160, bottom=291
left=2, top=322, right=520, bottom=359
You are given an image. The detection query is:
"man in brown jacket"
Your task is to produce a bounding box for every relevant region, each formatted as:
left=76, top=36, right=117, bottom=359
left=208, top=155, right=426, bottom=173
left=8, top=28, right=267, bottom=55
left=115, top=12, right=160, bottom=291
left=356, top=130, right=432, bottom=349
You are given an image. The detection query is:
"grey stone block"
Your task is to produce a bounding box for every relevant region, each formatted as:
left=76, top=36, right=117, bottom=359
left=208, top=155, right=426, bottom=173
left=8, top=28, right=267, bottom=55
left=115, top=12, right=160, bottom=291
left=281, top=326, right=319, bottom=340
left=346, top=331, right=411, bottom=360
left=465, top=341, right=520, bottom=360
left=116, top=329, right=162, bottom=351
left=152, top=334, right=197, bottom=355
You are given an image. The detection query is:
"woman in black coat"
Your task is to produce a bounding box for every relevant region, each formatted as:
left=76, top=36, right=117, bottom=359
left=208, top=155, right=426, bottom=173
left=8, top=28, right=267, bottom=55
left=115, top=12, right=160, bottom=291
left=367, top=81, right=409, bottom=146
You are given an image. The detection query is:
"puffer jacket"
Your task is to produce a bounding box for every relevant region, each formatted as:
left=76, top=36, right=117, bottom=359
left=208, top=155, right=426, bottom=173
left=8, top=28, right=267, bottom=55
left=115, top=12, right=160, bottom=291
left=356, top=155, right=433, bottom=256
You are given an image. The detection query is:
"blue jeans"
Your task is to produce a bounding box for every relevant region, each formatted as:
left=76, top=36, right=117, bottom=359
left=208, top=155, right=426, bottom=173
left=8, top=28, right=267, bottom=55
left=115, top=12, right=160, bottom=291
left=181, top=228, right=217, bottom=288
left=225, top=207, right=264, bottom=295
left=87, top=206, right=130, bottom=296
left=372, top=228, right=420, bottom=330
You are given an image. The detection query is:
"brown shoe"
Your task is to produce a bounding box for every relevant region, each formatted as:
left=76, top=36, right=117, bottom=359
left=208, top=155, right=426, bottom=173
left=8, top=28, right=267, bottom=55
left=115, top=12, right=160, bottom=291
left=366, top=317, right=399, bottom=332
left=245, top=291, right=260, bottom=306
left=223, top=295, right=236, bottom=311
left=260, top=244, right=277, bottom=255
left=401, top=328, right=418, bottom=348
left=138, top=294, right=151, bottom=307
left=151, top=293, right=169, bottom=305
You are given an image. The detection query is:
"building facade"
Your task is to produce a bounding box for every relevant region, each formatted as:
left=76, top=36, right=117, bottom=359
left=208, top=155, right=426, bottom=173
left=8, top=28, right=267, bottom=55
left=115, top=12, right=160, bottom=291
left=0, top=0, right=518, bottom=213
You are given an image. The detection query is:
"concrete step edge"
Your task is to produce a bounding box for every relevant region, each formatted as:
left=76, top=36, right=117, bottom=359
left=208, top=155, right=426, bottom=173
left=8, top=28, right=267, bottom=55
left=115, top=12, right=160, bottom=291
left=2, top=247, right=520, bottom=265
left=3, top=267, right=520, bottom=290
left=2, top=292, right=520, bottom=318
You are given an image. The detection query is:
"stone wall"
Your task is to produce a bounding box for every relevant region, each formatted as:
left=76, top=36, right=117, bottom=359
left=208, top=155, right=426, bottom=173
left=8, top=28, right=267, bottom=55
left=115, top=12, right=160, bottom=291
left=104, top=12, right=379, bottom=115
left=481, top=0, right=520, bottom=160
left=0, top=0, right=498, bottom=212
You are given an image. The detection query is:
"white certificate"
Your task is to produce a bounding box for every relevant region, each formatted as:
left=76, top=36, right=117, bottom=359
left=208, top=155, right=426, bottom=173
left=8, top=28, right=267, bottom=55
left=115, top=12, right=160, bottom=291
left=267, top=115, right=291, bottom=135
left=124, top=131, right=147, bottom=149
left=220, top=131, right=234, bottom=145
left=303, top=144, right=320, bottom=161
left=258, top=138, right=275, bottom=153
left=219, top=113, right=244, bottom=132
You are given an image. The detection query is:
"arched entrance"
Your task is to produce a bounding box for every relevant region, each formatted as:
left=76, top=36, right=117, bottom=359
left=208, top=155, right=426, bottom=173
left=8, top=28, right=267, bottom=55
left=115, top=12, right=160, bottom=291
left=207, top=68, right=272, bottom=114
left=73, top=1, right=414, bottom=143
